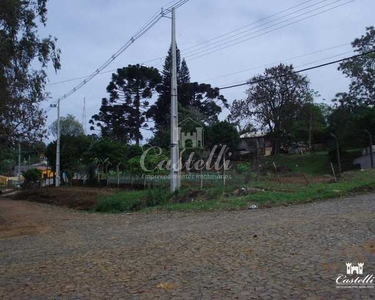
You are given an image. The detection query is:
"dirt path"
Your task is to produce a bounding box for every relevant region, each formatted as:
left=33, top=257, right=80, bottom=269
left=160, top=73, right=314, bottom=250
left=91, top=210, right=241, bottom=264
left=0, top=195, right=375, bottom=299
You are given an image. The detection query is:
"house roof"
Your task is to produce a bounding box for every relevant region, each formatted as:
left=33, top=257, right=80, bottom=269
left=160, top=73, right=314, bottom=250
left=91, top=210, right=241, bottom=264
left=240, top=132, right=267, bottom=139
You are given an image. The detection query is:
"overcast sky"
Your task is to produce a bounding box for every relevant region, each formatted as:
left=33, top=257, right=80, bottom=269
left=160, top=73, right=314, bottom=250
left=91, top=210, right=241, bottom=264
left=40, top=0, right=374, bottom=141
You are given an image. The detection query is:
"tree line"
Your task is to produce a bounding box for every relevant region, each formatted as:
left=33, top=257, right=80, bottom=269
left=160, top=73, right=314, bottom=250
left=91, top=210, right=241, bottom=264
left=1, top=0, right=374, bottom=177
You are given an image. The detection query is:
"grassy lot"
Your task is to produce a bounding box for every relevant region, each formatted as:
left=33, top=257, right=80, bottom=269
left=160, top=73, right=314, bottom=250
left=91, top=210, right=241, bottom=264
left=263, top=151, right=331, bottom=175
left=93, top=168, right=375, bottom=213
left=12, top=151, right=371, bottom=213
left=262, top=149, right=362, bottom=176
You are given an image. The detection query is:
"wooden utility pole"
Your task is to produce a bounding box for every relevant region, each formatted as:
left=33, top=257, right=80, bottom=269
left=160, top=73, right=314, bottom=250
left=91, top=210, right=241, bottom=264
left=308, top=112, right=313, bottom=151
left=364, top=129, right=374, bottom=169
left=330, top=133, right=341, bottom=176
left=17, top=144, right=21, bottom=187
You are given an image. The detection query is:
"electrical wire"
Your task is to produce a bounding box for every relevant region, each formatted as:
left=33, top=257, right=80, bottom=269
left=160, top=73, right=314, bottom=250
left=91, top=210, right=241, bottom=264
left=200, top=43, right=350, bottom=82
left=215, top=50, right=355, bottom=89
left=184, top=0, right=354, bottom=61
left=45, top=0, right=346, bottom=87
left=45, top=0, right=353, bottom=88
left=50, top=0, right=189, bottom=106
left=183, top=0, right=316, bottom=53
left=218, top=50, right=375, bottom=90
left=183, top=0, right=329, bottom=57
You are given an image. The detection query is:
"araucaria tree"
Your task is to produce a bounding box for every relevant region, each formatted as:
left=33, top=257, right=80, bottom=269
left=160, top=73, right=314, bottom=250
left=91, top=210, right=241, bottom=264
left=230, top=64, right=312, bottom=154
left=0, top=0, right=61, bottom=144
left=90, top=64, right=161, bottom=145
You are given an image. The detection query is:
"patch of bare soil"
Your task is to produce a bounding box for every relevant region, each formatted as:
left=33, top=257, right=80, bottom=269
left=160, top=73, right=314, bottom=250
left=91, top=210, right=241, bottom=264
left=11, top=187, right=117, bottom=210
left=350, top=185, right=375, bottom=193
left=0, top=200, right=53, bottom=238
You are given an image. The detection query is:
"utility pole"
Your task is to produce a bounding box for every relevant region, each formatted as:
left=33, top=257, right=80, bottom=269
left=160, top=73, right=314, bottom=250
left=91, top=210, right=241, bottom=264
left=308, top=111, right=313, bottom=151
left=170, top=7, right=180, bottom=192
left=330, top=133, right=341, bottom=176
left=56, top=100, right=61, bottom=187
left=82, top=97, right=87, bottom=134
left=18, top=144, right=21, bottom=187
left=364, top=129, right=374, bottom=169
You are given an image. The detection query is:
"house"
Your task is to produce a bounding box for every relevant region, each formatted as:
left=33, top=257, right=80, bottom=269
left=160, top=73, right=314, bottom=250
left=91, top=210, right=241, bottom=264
left=13, top=159, right=54, bottom=179
left=235, top=133, right=273, bottom=160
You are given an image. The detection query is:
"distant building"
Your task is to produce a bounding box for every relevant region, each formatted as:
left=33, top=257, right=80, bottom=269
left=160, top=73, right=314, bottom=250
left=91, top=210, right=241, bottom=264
left=235, top=133, right=272, bottom=159
left=13, top=160, right=54, bottom=179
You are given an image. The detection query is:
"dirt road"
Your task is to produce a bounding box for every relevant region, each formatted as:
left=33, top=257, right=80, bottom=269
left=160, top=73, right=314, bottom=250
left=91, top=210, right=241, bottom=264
left=0, top=195, right=374, bottom=299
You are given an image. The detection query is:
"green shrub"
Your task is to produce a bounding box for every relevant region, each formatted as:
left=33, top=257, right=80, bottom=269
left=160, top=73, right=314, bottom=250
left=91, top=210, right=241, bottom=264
left=146, top=187, right=170, bottom=207
left=23, top=169, right=42, bottom=183
left=236, top=163, right=250, bottom=174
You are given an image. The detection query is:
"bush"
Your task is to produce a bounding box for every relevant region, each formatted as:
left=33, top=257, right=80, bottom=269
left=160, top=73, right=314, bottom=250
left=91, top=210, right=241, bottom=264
left=23, top=169, right=42, bottom=183
left=146, top=187, right=170, bottom=207
left=22, top=169, right=42, bottom=189
left=93, top=188, right=171, bottom=213
left=236, top=163, right=250, bottom=174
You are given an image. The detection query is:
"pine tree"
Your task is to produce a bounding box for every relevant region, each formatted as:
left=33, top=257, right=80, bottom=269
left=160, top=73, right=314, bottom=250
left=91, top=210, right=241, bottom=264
left=147, top=44, right=189, bottom=138
left=147, top=45, right=228, bottom=148
left=90, top=64, right=161, bottom=145
left=179, top=59, right=191, bottom=85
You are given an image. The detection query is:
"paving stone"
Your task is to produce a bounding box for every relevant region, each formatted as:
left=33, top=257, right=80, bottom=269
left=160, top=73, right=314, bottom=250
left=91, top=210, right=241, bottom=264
left=0, top=195, right=375, bottom=299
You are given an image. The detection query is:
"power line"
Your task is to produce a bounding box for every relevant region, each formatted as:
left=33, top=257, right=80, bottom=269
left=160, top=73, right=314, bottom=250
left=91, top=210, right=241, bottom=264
left=45, top=0, right=344, bottom=88
left=218, top=50, right=375, bottom=90
left=183, top=0, right=329, bottom=57
left=215, top=50, right=354, bottom=89
left=200, top=42, right=350, bottom=82
left=184, top=0, right=354, bottom=61
left=183, top=0, right=316, bottom=53
left=50, top=0, right=188, bottom=106
left=45, top=1, right=352, bottom=88
left=46, top=57, right=164, bottom=86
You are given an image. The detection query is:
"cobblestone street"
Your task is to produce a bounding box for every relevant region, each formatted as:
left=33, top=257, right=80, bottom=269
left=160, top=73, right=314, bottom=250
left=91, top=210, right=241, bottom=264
left=1, top=195, right=375, bottom=299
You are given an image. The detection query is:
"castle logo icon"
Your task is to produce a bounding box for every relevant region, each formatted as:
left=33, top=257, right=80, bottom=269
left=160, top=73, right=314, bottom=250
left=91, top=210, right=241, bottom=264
left=178, top=117, right=204, bottom=149
left=336, top=261, right=374, bottom=289
left=346, top=262, right=364, bottom=275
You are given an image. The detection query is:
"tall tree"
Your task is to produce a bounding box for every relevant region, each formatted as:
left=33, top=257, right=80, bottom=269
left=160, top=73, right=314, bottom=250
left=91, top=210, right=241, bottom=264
left=178, top=58, right=190, bottom=85
left=290, top=103, right=330, bottom=147
left=205, top=121, right=240, bottom=151
left=90, top=64, right=161, bottom=145
left=50, top=114, right=84, bottom=137
left=338, top=26, right=375, bottom=106
left=148, top=44, right=186, bottom=134
left=230, top=64, right=312, bottom=154
left=179, top=82, right=228, bottom=125
left=148, top=45, right=227, bottom=147
left=0, top=0, right=61, bottom=144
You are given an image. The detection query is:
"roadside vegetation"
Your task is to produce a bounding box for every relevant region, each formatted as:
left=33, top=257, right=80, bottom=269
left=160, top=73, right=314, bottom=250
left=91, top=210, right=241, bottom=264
left=13, top=165, right=375, bottom=213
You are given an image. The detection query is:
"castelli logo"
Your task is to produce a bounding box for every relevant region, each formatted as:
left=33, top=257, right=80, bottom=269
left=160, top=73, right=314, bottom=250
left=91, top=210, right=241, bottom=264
left=336, top=262, right=374, bottom=289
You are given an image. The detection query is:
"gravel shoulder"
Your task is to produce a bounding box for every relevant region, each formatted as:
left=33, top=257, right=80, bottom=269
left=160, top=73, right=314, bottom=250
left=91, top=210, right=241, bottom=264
left=0, top=195, right=375, bottom=299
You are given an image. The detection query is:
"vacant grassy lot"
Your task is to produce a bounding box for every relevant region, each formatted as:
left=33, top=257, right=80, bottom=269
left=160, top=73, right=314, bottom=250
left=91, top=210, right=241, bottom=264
left=13, top=172, right=375, bottom=213
left=143, top=169, right=375, bottom=211
left=263, top=149, right=362, bottom=175
left=11, top=152, right=373, bottom=213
